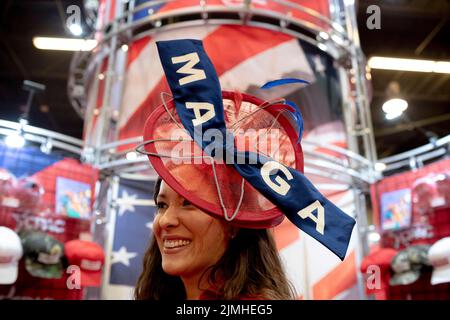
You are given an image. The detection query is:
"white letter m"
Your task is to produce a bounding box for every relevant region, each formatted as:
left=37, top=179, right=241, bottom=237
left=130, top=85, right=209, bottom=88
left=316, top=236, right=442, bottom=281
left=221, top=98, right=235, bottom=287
left=171, top=52, right=206, bottom=85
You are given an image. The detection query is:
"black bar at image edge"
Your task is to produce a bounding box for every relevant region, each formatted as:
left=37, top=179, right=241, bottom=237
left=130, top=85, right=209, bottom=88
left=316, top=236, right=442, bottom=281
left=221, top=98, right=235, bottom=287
left=0, top=300, right=449, bottom=319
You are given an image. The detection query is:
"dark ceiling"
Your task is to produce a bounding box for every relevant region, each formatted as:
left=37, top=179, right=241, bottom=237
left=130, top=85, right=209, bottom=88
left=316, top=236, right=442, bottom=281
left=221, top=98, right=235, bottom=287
left=357, top=0, right=450, bottom=158
left=0, top=0, right=449, bottom=159
left=0, top=0, right=85, bottom=137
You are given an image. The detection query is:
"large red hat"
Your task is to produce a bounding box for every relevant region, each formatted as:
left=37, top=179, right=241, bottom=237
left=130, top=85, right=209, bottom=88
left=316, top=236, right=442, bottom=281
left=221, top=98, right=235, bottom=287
left=142, top=90, right=304, bottom=229
left=136, top=39, right=355, bottom=260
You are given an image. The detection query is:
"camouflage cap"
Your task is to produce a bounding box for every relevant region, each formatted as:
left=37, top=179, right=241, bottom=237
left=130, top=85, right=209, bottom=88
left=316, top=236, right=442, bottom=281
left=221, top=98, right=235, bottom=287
left=19, top=230, right=64, bottom=279
left=407, top=244, right=431, bottom=265
left=390, top=244, right=431, bottom=286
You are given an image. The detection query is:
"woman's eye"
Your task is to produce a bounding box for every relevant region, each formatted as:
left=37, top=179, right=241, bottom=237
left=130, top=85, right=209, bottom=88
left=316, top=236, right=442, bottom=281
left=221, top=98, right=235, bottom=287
left=156, top=202, right=167, bottom=210
left=182, top=199, right=192, bottom=206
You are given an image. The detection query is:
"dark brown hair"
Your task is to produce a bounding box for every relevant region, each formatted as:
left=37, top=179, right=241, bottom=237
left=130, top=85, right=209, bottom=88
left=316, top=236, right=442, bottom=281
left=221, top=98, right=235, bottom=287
left=134, top=178, right=296, bottom=300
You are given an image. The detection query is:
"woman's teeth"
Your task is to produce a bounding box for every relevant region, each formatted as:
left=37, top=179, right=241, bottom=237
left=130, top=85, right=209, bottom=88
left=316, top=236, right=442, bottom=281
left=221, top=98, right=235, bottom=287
left=164, top=239, right=191, bottom=249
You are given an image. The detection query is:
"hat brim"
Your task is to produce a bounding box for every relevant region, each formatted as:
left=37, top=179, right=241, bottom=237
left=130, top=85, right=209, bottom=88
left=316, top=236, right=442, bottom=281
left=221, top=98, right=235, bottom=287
left=431, top=265, right=450, bottom=285
left=25, top=258, right=63, bottom=279
left=143, top=91, right=304, bottom=229
left=360, top=248, right=398, bottom=272
left=0, top=263, right=19, bottom=284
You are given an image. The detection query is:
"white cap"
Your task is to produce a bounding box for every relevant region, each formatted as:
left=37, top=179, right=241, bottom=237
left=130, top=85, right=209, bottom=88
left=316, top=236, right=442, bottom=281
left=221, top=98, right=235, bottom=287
left=428, top=237, right=450, bottom=285
left=0, top=226, right=23, bottom=284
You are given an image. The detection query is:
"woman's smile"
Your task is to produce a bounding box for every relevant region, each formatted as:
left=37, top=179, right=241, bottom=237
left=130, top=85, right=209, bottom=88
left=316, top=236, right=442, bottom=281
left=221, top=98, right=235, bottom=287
left=162, top=237, right=192, bottom=252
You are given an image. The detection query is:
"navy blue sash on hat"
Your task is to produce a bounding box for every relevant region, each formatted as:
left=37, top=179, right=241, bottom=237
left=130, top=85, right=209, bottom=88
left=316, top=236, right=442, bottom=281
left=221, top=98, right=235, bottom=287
left=156, top=39, right=355, bottom=260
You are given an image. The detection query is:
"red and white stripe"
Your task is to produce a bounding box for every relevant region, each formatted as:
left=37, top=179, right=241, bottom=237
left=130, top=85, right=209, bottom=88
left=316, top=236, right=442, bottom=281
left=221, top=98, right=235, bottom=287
left=118, top=25, right=219, bottom=130
left=117, top=25, right=315, bottom=144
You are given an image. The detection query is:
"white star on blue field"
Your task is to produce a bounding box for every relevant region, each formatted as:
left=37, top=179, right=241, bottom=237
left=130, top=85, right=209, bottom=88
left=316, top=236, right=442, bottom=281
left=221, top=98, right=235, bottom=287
left=109, top=179, right=157, bottom=286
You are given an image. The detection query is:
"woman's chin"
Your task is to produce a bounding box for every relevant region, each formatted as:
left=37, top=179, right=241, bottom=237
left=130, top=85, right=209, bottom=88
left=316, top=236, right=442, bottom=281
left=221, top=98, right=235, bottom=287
left=161, top=260, right=186, bottom=276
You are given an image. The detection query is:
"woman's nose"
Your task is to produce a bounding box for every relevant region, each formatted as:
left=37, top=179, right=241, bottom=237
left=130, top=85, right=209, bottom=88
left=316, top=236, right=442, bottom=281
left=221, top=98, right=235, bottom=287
left=158, top=206, right=180, bottom=229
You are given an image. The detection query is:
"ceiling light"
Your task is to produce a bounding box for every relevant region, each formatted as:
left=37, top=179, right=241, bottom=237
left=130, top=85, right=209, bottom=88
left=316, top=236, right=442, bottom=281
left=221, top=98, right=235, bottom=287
left=368, top=56, right=450, bottom=74
left=5, top=133, right=25, bottom=149
left=33, top=37, right=97, bottom=51
left=385, top=111, right=403, bottom=120
left=121, top=44, right=129, bottom=52
left=382, top=98, right=408, bottom=114
left=434, top=61, right=450, bottom=73
left=69, top=23, right=83, bottom=36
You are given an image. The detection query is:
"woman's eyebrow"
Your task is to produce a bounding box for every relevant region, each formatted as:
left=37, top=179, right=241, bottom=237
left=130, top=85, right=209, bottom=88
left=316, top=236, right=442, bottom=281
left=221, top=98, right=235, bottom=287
left=156, top=194, right=167, bottom=201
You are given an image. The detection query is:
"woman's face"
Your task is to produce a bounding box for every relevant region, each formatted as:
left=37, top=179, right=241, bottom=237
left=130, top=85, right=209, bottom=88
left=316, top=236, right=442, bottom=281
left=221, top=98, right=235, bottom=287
left=153, top=180, right=229, bottom=279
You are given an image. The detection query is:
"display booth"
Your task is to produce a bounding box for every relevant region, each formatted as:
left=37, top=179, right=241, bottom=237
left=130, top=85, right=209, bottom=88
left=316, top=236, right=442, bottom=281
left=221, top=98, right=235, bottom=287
left=0, top=120, right=100, bottom=299
left=364, top=136, right=450, bottom=300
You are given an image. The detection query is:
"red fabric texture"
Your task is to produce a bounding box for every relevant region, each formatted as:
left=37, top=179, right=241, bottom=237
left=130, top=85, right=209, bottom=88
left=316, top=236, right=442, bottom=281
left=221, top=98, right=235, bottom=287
left=143, top=91, right=304, bottom=229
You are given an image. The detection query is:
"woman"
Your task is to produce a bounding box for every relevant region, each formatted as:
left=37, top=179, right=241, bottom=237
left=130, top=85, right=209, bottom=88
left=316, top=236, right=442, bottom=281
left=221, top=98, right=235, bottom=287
left=135, top=39, right=355, bottom=300
left=134, top=178, right=295, bottom=300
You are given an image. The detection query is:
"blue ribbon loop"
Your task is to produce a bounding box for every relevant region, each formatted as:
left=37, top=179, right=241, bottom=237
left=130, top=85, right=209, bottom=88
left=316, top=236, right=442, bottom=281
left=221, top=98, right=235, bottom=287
left=261, top=79, right=309, bottom=142
left=261, top=78, right=310, bottom=89
left=156, top=39, right=355, bottom=260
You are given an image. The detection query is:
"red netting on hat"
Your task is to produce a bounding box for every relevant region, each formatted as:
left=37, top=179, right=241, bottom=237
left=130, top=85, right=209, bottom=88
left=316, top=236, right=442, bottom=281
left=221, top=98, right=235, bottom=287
left=141, top=91, right=304, bottom=229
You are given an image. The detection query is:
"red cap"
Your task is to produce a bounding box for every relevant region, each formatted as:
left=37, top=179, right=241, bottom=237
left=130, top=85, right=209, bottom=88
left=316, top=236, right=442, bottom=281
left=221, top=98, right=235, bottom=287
left=65, top=240, right=105, bottom=287
left=360, top=247, right=398, bottom=273
left=360, top=247, right=398, bottom=296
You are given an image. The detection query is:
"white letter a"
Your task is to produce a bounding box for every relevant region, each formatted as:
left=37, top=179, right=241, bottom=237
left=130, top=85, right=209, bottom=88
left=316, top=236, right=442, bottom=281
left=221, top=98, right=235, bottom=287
left=186, top=102, right=215, bottom=126
left=298, top=200, right=325, bottom=235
